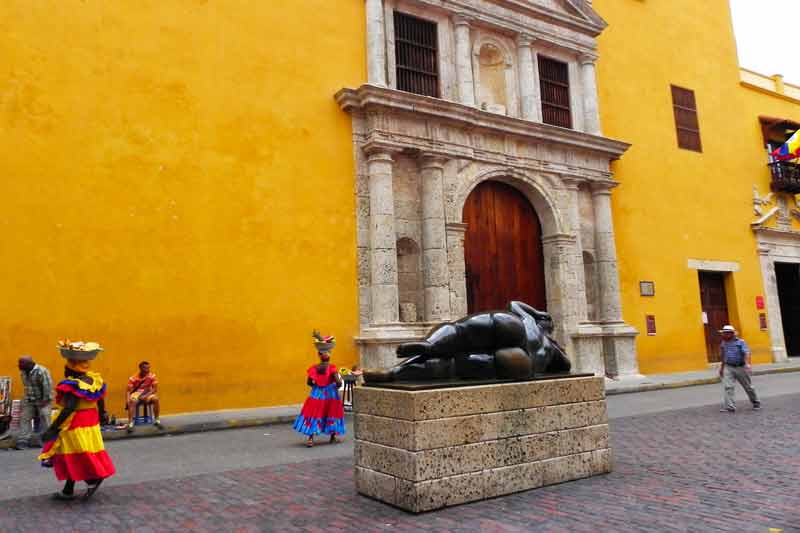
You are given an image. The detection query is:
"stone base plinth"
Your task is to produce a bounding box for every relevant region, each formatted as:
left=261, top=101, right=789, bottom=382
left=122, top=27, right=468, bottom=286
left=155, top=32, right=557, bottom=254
left=353, top=376, right=611, bottom=513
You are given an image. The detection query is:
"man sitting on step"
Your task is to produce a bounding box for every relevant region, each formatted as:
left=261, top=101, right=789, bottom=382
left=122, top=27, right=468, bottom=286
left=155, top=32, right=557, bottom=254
left=126, top=361, right=162, bottom=432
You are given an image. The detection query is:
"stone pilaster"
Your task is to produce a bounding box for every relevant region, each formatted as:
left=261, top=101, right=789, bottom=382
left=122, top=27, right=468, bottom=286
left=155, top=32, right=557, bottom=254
left=366, top=0, right=387, bottom=87
left=562, top=178, right=589, bottom=323
left=591, top=182, right=640, bottom=377
left=453, top=14, right=476, bottom=106
left=579, top=53, right=601, bottom=135
left=367, top=149, right=399, bottom=323
left=446, top=222, right=469, bottom=319
left=757, top=243, right=788, bottom=362
left=420, top=154, right=452, bottom=321
left=516, top=34, right=539, bottom=122
left=541, top=233, right=580, bottom=360
left=591, top=184, right=622, bottom=324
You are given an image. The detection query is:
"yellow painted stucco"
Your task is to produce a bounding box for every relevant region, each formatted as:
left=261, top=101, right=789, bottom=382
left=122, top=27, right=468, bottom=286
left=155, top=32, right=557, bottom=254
left=594, top=0, right=800, bottom=373
left=0, top=1, right=366, bottom=414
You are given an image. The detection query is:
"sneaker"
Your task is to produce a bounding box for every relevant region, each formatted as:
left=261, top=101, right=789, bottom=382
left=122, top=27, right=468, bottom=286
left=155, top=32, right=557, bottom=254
left=753, top=403, right=761, bottom=410
left=719, top=407, right=736, bottom=413
left=126, top=422, right=135, bottom=434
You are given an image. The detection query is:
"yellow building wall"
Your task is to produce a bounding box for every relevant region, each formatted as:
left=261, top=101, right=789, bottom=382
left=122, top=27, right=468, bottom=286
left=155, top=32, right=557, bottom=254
left=593, top=0, right=800, bottom=373
left=0, top=1, right=366, bottom=413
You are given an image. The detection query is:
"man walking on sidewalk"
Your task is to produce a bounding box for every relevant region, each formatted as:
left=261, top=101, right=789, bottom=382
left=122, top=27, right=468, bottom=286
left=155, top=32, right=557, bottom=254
left=718, top=325, right=760, bottom=413
left=15, top=356, right=53, bottom=449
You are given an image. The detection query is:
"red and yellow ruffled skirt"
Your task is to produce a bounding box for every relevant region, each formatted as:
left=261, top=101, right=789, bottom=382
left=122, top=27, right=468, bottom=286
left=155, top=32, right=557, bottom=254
left=38, top=406, right=115, bottom=481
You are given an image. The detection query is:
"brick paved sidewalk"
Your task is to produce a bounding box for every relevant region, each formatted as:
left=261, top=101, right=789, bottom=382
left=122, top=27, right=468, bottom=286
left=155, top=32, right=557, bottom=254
left=2, top=395, right=799, bottom=532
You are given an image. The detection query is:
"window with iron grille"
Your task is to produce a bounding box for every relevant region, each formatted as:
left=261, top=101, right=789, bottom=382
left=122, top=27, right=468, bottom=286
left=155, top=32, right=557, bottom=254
left=394, top=11, right=439, bottom=98
left=671, top=85, right=702, bottom=152
left=538, top=56, right=572, bottom=129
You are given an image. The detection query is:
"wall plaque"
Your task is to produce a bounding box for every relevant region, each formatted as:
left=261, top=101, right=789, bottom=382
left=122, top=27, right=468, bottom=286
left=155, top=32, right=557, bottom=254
left=639, top=281, right=655, bottom=297
left=645, top=314, right=656, bottom=336
left=759, top=313, right=768, bottom=330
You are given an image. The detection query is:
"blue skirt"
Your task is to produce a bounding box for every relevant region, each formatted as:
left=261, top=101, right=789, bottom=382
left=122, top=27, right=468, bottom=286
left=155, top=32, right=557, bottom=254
left=293, top=383, right=346, bottom=437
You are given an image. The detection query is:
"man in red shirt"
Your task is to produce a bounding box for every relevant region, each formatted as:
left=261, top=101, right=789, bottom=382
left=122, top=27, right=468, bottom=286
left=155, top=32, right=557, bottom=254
left=126, top=361, right=161, bottom=432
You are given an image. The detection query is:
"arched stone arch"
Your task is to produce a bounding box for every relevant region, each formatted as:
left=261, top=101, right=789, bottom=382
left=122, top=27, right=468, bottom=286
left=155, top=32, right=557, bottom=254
left=449, top=167, right=576, bottom=352
left=454, top=167, right=566, bottom=238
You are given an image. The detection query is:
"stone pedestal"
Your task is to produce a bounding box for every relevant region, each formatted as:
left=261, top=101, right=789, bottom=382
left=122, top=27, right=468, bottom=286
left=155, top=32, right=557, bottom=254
left=353, top=376, right=611, bottom=513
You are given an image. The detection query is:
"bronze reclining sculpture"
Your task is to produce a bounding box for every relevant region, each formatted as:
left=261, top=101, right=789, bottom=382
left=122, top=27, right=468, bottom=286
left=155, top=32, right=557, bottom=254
left=364, top=301, right=572, bottom=383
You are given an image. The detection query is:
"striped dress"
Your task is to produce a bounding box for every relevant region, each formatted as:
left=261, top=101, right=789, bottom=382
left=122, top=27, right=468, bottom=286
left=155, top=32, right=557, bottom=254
left=38, top=371, right=115, bottom=481
left=293, top=364, right=345, bottom=437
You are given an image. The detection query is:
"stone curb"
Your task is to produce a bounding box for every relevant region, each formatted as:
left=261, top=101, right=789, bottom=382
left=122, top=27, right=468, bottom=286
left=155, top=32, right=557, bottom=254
left=0, top=413, right=298, bottom=450
left=605, top=364, right=800, bottom=396
left=3, top=365, right=798, bottom=450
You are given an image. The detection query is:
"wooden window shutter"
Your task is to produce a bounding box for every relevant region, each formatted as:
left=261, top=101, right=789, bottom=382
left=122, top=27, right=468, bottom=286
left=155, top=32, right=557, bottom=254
left=671, top=85, right=702, bottom=152
left=394, top=12, right=439, bottom=98
left=538, top=56, right=572, bottom=129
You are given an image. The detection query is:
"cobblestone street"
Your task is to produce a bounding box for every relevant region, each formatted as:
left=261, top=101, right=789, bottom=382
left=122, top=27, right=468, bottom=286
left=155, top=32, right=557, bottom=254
left=1, top=389, right=798, bottom=532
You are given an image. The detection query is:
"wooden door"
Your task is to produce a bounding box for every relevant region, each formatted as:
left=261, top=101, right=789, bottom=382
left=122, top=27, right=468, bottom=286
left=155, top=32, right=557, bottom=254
left=699, top=271, right=729, bottom=362
left=463, top=180, right=546, bottom=313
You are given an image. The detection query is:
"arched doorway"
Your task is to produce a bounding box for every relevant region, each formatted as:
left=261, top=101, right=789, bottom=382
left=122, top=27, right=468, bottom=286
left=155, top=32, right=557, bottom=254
left=463, top=180, right=546, bottom=313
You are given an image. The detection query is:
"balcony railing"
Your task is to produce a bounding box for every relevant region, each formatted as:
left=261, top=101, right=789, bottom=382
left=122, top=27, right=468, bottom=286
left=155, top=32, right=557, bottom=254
left=769, top=160, right=800, bottom=193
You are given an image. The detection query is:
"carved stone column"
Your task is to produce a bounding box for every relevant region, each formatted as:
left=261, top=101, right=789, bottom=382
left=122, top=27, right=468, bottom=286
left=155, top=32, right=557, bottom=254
left=562, top=178, right=589, bottom=322
left=541, top=233, right=579, bottom=358
left=591, top=182, right=640, bottom=377
left=516, top=34, right=539, bottom=121
left=420, top=154, right=452, bottom=321
left=453, top=14, right=476, bottom=106
left=446, top=222, right=469, bottom=318
left=591, top=183, right=622, bottom=323
left=757, top=242, right=788, bottom=362
left=366, top=0, right=387, bottom=87
left=579, top=53, right=601, bottom=135
left=367, top=149, right=399, bottom=323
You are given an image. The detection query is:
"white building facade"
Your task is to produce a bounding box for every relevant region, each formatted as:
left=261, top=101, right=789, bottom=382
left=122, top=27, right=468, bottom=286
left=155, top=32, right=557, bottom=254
left=337, top=0, right=641, bottom=377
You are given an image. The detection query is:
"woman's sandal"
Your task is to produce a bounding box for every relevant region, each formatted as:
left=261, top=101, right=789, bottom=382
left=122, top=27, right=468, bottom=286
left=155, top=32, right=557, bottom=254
left=82, top=479, right=103, bottom=501
left=52, top=491, right=75, bottom=501
left=305, top=438, right=314, bottom=448
left=329, top=434, right=340, bottom=444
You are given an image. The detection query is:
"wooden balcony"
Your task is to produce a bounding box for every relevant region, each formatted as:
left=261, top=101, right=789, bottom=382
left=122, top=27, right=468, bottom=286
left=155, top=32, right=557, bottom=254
left=769, top=160, right=800, bottom=193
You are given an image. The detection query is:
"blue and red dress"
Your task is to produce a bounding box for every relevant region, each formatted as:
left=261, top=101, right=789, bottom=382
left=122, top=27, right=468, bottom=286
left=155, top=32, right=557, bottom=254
left=293, top=364, right=345, bottom=437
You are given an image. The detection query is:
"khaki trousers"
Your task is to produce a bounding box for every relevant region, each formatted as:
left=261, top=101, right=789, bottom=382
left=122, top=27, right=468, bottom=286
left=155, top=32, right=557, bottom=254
left=17, top=400, right=51, bottom=446
left=722, top=366, right=759, bottom=410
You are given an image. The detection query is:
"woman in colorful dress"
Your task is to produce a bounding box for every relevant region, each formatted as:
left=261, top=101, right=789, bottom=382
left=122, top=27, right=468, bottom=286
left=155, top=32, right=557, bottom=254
left=293, top=331, right=345, bottom=447
left=39, top=341, right=115, bottom=500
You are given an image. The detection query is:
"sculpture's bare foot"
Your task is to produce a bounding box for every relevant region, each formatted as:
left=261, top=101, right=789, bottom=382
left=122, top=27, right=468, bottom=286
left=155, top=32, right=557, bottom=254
left=397, top=341, right=431, bottom=358
left=362, top=368, right=394, bottom=383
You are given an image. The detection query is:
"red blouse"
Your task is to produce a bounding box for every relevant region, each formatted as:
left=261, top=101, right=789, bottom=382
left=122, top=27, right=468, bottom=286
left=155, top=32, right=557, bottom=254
left=306, top=364, right=338, bottom=387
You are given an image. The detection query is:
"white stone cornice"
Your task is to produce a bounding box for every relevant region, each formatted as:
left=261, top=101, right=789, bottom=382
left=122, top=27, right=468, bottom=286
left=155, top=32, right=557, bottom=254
left=418, top=152, right=449, bottom=169
left=560, top=176, right=586, bottom=189
left=335, top=85, right=631, bottom=160
left=516, top=33, right=535, bottom=48
left=578, top=52, right=599, bottom=65
left=362, top=141, right=404, bottom=158
left=541, top=232, right=577, bottom=245
left=404, top=0, right=603, bottom=54
left=451, top=12, right=473, bottom=26
left=445, top=222, right=469, bottom=235
left=589, top=180, right=620, bottom=194
left=753, top=225, right=800, bottom=239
